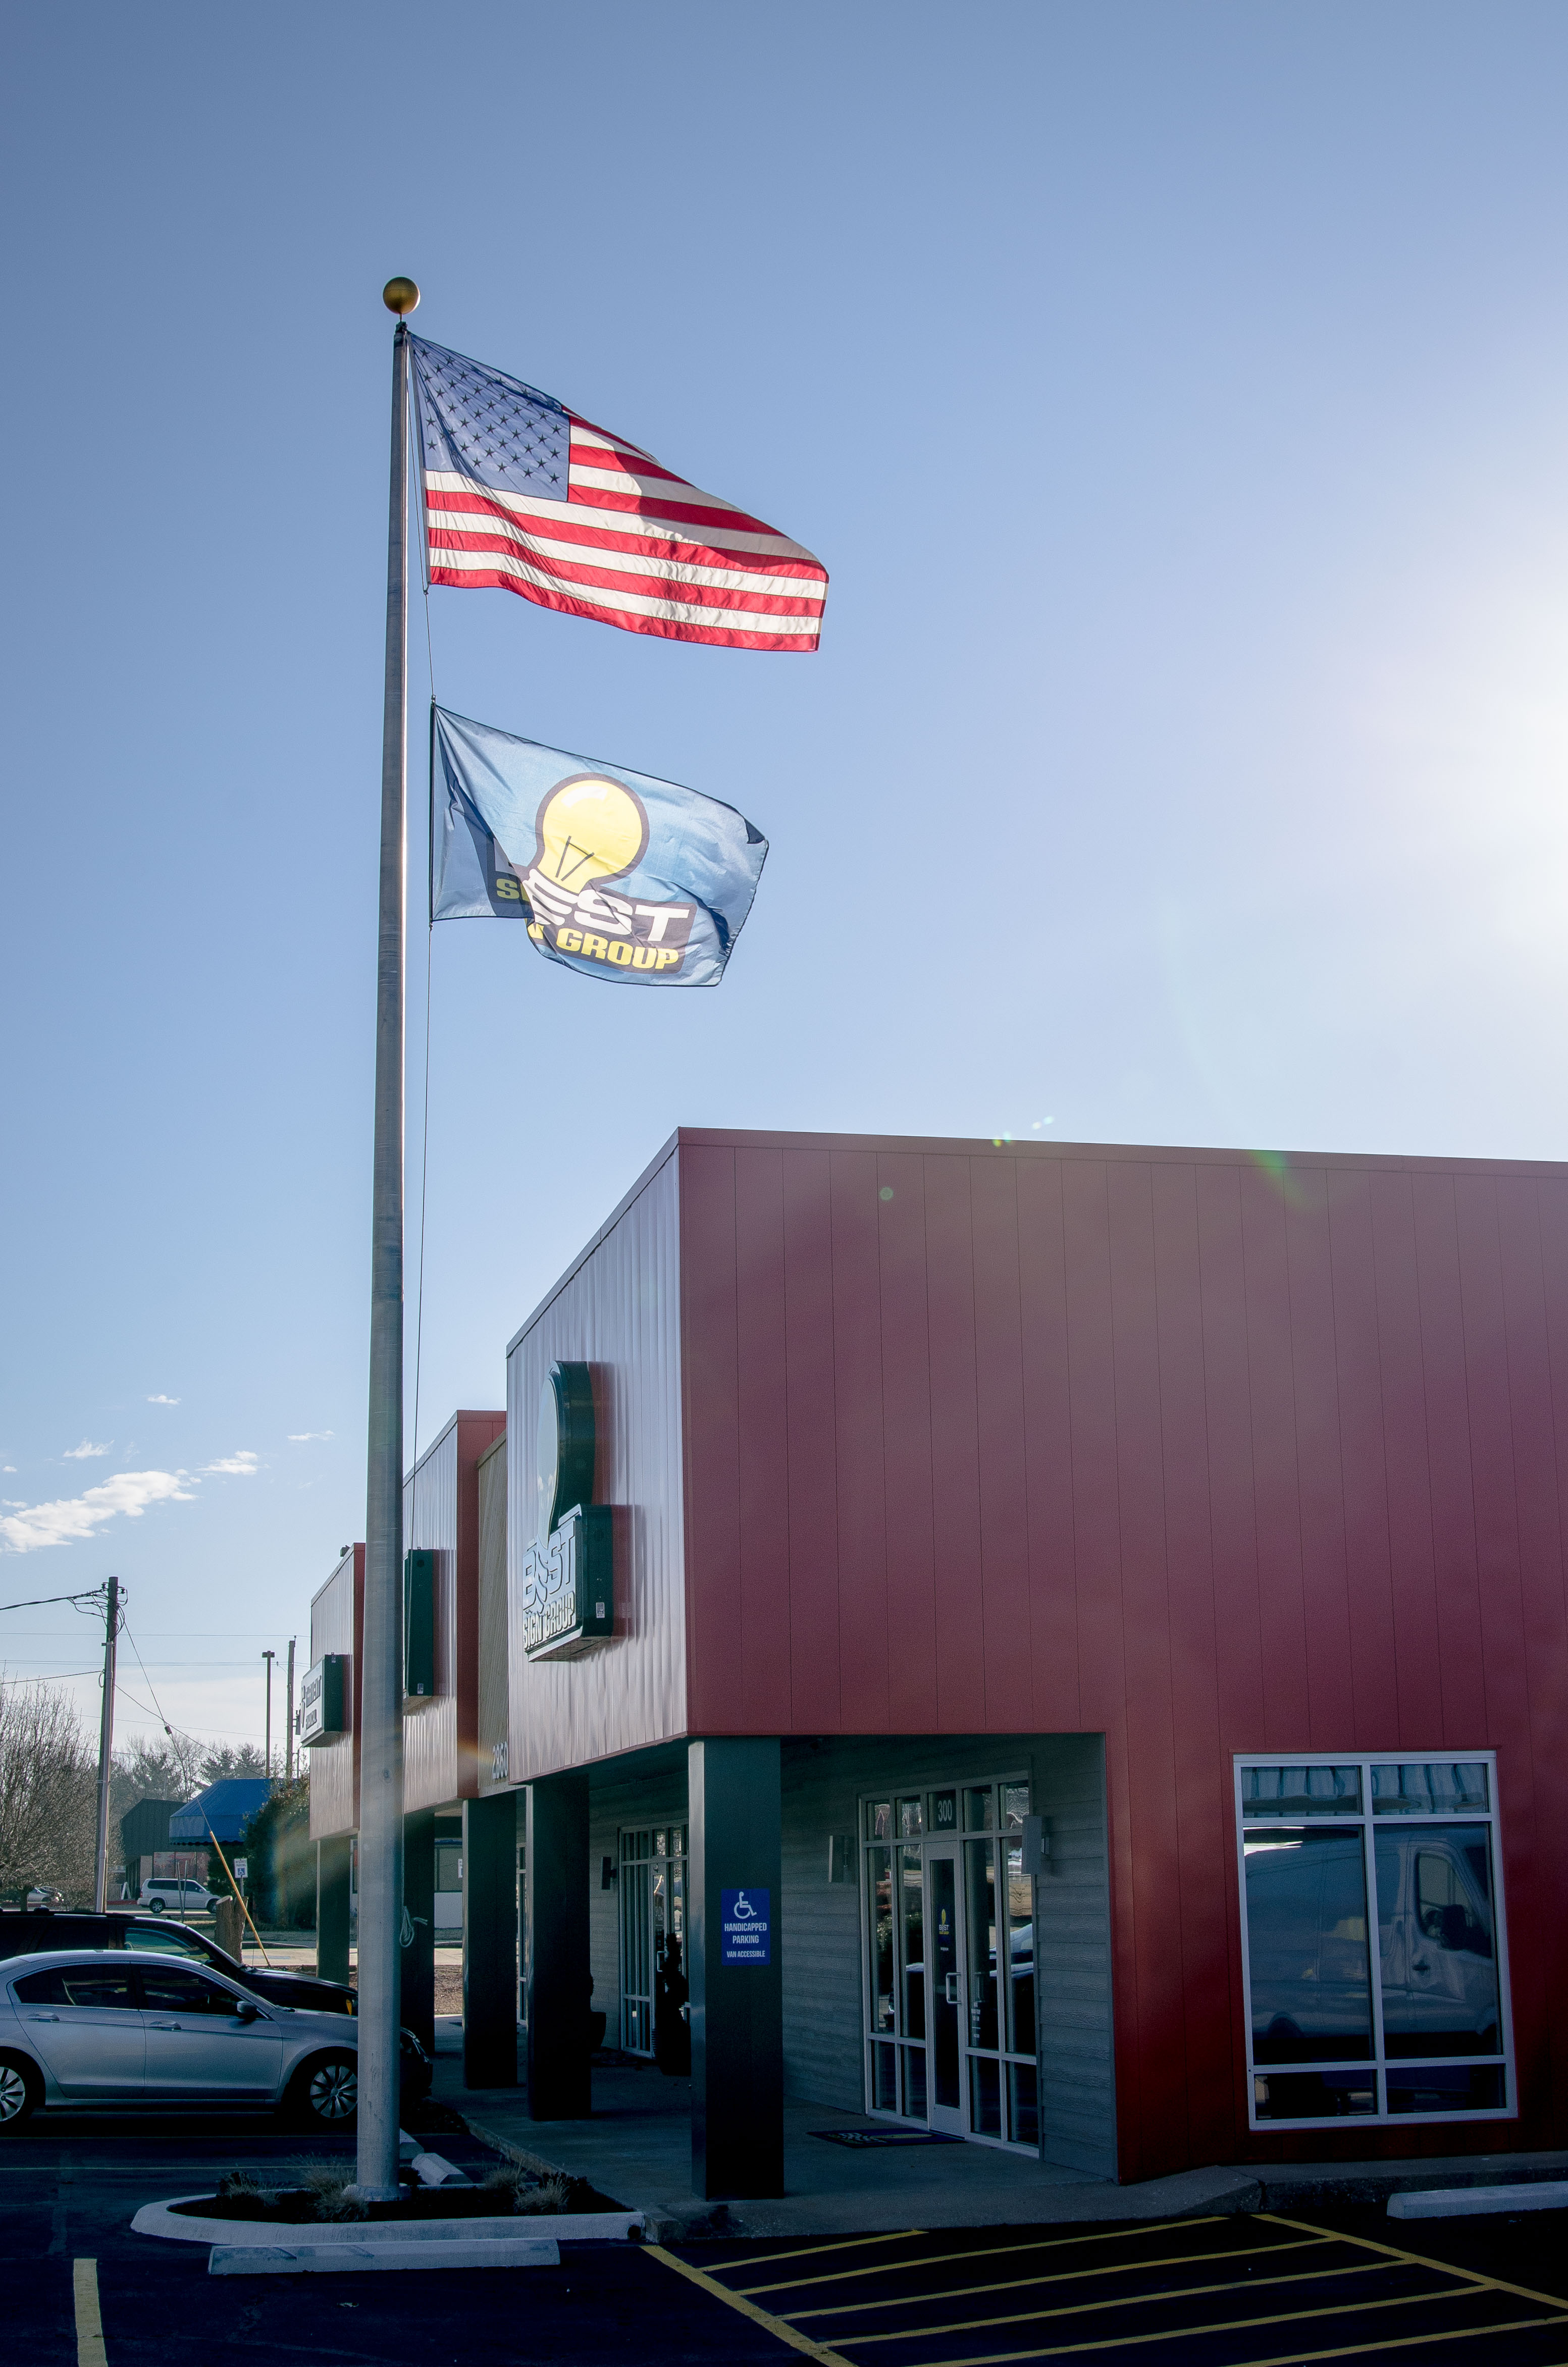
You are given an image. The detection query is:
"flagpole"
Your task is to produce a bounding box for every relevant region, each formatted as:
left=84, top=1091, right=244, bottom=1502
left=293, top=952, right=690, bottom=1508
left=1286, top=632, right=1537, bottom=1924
left=357, top=273, right=419, bottom=2199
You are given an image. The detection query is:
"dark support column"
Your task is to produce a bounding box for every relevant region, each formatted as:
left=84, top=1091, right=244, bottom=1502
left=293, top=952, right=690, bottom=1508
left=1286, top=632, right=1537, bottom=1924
left=402, top=1807, right=436, bottom=2054
left=463, top=1792, right=519, bottom=2088
left=317, top=1835, right=352, bottom=1986
left=525, top=1773, right=590, bottom=2119
left=689, top=1738, right=783, bottom=2199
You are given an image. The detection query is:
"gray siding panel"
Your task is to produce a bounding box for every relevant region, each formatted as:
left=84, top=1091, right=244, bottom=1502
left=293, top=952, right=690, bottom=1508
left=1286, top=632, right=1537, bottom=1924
left=779, top=1734, right=1115, bottom=2173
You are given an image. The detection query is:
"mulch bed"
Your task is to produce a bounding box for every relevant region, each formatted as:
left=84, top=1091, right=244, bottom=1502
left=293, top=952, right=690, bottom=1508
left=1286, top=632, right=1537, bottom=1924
left=172, top=2175, right=624, bottom=2225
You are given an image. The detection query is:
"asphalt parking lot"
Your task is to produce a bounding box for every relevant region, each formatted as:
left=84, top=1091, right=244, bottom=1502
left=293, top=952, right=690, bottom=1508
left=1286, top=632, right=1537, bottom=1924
left=8, top=2112, right=1568, bottom=2367
left=662, top=2200, right=1568, bottom=2366
left=0, top=2113, right=786, bottom=2366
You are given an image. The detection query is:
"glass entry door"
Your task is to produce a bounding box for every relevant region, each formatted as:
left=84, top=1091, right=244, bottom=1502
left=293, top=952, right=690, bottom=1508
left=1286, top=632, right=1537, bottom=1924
left=926, top=1843, right=964, bottom=2133
left=862, top=1778, right=1039, bottom=2150
left=619, top=1825, right=686, bottom=2057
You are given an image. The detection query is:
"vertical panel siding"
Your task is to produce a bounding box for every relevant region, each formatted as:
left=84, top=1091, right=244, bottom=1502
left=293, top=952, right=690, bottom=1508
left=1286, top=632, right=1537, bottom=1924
left=507, top=1148, right=686, bottom=1780
left=673, top=1130, right=1568, bottom=2179
left=403, top=1409, right=505, bottom=1814
left=403, top=1421, right=457, bottom=1814
left=476, top=1436, right=509, bottom=1796
left=307, top=1548, right=361, bottom=1841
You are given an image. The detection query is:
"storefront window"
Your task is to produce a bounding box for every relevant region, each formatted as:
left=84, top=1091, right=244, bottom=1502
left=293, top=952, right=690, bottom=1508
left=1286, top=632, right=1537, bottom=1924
left=899, top=1796, right=924, bottom=1838
left=1236, top=1754, right=1511, bottom=2129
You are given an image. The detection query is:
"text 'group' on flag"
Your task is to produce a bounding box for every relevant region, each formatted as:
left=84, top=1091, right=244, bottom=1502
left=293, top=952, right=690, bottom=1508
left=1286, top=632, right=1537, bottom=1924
left=430, top=704, right=767, bottom=988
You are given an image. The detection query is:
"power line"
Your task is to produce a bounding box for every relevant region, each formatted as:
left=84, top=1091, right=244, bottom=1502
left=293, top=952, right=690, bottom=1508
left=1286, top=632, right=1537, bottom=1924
left=120, top=1615, right=179, bottom=1744
left=0, top=1585, right=109, bottom=1616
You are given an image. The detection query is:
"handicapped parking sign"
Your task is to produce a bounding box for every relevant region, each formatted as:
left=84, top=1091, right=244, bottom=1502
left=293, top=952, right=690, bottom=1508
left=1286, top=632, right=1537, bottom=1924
left=720, top=1887, right=771, bottom=1965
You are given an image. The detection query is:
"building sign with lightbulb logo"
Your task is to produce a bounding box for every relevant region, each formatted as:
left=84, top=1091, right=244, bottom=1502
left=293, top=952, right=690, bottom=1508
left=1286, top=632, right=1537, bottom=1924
left=520, top=1360, right=616, bottom=1662
left=430, top=704, right=767, bottom=988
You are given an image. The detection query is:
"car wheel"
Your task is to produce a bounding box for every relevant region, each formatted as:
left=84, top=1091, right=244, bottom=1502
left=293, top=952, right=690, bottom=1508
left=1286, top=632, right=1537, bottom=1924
left=290, top=2051, right=358, bottom=2131
left=0, top=2054, right=40, bottom=2130
left=148, top=1899, right=165, bottom=1914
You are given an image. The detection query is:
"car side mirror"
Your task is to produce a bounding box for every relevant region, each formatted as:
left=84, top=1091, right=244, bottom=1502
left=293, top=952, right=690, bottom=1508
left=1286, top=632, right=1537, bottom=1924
left=234, top=1995, right=260, bottom=2021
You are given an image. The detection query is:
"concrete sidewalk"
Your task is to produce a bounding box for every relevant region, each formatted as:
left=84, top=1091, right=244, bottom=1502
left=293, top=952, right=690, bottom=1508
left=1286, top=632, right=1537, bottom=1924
left=433, top=2052, right=1568, bottom=2240
left=433, top=2055, right=1255, bottom=2238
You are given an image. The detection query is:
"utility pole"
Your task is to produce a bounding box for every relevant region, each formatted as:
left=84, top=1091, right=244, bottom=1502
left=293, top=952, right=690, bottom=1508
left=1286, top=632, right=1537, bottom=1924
left=285, top=1637, right=296, bottom=1782
left=263, top=1649, right=276, bottom=1778
left=92, top=1576, right=121, bottom=1912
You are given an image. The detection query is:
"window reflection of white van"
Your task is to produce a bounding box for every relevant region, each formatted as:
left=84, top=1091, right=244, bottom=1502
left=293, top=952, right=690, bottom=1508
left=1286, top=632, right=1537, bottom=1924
left=1375, top=1832, right=1499, bottom=2057
left=1246, top=1827, right=1498, bottom=2062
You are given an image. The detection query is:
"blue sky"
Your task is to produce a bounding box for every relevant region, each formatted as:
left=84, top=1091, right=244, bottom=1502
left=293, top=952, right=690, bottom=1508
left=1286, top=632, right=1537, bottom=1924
left=4, top=3, right=1568, bottom=1752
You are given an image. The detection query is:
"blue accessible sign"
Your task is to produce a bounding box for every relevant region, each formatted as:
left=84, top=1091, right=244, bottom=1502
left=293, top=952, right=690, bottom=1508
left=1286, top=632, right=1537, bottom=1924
left=720, top=1887, right=771, bottom=1965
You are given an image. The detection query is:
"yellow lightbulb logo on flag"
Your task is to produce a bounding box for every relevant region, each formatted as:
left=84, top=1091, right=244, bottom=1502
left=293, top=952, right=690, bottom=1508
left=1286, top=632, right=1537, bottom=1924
left=533, top=773, right=649, bottom=893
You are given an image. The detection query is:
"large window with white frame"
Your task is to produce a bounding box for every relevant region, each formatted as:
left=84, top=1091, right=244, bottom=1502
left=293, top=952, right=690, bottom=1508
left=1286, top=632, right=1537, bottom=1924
left=1235, top=1753, right=1513, bottom=2129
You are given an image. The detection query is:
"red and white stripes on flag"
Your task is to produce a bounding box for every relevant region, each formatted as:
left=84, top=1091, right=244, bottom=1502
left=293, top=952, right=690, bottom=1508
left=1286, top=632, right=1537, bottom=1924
left=410, top=337, right=826, bottom=652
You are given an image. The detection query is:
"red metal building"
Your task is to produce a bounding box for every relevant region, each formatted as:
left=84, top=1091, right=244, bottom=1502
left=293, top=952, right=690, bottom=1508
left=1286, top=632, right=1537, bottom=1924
left=319, top=1127, right=1568, bottom=2196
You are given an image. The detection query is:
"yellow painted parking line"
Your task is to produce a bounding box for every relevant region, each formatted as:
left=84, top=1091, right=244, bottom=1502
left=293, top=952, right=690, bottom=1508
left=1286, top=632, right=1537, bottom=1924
left=736, top=2215, right=1230, bottom=2295
left=1261, top=2208, right=1568, bottom=2311
left=73, top=2259, right=107, bottom=2367
left=921, top=2312, right=1568, bottom=2367
left=646, top=2244, right=856, bottom=2364
left=721, top=2230, right=927, bottom=2274
left=821, top=2253, right=1403, bottom=2346
left=783, top=2233, right=1336, bottom=2321
left=1199, top=2315, right=1568, bottom=2367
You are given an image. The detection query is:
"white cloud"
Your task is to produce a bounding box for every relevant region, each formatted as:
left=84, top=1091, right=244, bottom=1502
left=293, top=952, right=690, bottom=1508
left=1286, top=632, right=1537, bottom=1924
left=287, top=1430, right=334, bottom=1443
left=146, top=1394, right=180, bottom=1406
left=0, top=1469, right=195, bottom=1555
left=63, top=1439, right=111, bottom=1460
left=2, top=1466, right=14, bottom=1475
left=204, top=1451, right=259, bottom=1476
left=2, top=1500, right=23, bottom=1509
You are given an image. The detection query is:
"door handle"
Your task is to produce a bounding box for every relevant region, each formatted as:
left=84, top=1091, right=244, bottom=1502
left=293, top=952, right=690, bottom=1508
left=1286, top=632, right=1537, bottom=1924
left=944, top=1974, right=959, bottom=2006
left=29, top=2013, right=59, bottom=2023
left=148, top=2020, right=181, bottom=2030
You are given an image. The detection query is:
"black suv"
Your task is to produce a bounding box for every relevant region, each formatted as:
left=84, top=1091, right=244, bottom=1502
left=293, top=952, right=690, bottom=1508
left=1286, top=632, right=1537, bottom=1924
left=0, top=1910, right=431, bottom=2095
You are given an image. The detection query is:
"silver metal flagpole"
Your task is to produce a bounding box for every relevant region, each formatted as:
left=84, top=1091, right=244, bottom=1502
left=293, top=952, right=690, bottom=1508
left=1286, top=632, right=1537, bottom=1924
left=357, top=273, right=419, bottom=2198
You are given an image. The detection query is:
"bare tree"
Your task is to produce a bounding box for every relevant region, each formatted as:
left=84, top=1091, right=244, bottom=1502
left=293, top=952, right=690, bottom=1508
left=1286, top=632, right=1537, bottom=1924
left=0, top=1677, right=97, bottom=1904
left=112, top=1727, right=204, bottom=1816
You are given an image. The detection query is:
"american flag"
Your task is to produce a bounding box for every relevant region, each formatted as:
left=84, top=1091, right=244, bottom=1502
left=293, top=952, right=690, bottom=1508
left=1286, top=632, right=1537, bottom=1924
left=409, top=337, right=827, bottom=652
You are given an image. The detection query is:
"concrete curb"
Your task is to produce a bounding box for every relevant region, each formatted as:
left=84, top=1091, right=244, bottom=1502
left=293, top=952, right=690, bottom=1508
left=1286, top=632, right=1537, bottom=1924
left=1389, top=2181, right=1568, bottom=2220
left=210, top=2238, right=560, bottom=2275
left=1240, top=2151, right=1568, bottom=2212
left=131, top=2195, right=642, bottom=2245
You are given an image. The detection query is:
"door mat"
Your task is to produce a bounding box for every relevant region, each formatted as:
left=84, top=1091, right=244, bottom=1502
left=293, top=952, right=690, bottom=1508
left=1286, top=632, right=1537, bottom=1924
left=810, top=2127, right=964, bottom=2148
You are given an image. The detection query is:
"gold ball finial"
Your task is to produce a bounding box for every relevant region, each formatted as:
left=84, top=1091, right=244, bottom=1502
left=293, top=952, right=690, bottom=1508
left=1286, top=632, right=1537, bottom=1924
left=382, top=277, right=420, bottom=318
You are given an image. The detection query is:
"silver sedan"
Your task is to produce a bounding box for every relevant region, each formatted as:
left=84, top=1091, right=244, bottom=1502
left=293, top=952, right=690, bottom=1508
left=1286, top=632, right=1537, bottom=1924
left=0, top=1950, right=361, bottom=2130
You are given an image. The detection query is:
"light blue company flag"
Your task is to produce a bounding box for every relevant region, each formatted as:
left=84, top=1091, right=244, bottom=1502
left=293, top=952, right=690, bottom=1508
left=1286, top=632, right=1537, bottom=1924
left=431, top=705, right=767, bottom=988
